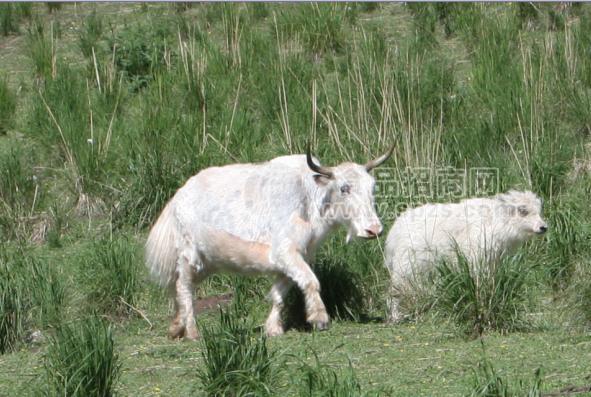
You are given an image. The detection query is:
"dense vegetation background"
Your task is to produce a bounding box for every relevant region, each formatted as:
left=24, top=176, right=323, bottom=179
left=0, top=2, right=590, bottom=396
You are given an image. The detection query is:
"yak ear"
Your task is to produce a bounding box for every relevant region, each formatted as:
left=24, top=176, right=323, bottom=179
left=313, top=174, right=331, bottom=186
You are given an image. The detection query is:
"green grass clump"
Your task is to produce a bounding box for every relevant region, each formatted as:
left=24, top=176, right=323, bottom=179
left=44, top=316, right=120, bottom=397
left=573, top=12, right=591, bottom=88
left=0, top=3, right=31, bottom=36
left=81, top=237, right=141, bottom=316
left=197, top=289, right=279, bottom=396
left=28, top=256, right=65, bottom=330
left=470, top=357, right=543, bottom=397
left=296, top=354, right=371, bottom=397
left=29, top=61, right=118, bottom=201
left=0, top=144, right=39, bottom=241
left=277, top=3, right=349, bottom=54
left=0, top=247, right=64, bottom=353
left=116, top=103, right=198, bottom=227
left=0, top=4, right=20, bottom=36
left=0, top=250, right=28, bottom=354
left=578, top=275, right=591, bottom=325
left=0, top=145, right=36, bottom=208
left=543, top=201, right=584, bottom=289
left=78, top=10, right=104, bottom=58
left=0, top=77, right=15, bottom=134
left=433, top=253, right=530, bottom=336
left=26, top=19, right=56, bottom=80
left=109, top=18, right=173, bottom=90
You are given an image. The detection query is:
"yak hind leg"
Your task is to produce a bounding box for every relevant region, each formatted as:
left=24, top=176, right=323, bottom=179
left=168, top=295, right=186, bottom=339
left=265, top=276, right=292, bottom=337
left=169, top=248, right=206, bottom=341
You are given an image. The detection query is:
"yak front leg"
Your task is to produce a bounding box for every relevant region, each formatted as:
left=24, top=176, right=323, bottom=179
left=281, top=248, right=329, bottom=331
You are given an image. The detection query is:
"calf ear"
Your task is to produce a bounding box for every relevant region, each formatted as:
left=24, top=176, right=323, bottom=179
left=313, top=174, right=331, bottom=186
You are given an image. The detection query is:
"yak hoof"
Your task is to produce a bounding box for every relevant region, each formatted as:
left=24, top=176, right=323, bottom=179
left=265, top=323, right=285, bottom=337
left=168, top=324, right=200, bottom=340
left=169, top=327, right=185, bottom=340
left=312, top=320, right=330, bottom=332
left=266, top=327, right=285, bottom=337
left=185, top=327, right=200, bottom=341
left=308, top=310, right=330, bottom=331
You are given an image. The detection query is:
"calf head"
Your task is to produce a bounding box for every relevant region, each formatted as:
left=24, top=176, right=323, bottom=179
left=497, top=190, right=548, bottom=237
left=307, top=146, right=394, bottom=241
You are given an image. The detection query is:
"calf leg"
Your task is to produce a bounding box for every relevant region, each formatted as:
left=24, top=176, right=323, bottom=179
left=386, top=295, right=403, bottom=324
left=386, top=278, right=406, bottom=324
left=264, top=276, right=292, bottom=336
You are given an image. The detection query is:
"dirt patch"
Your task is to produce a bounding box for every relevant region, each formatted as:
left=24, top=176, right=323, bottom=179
left=195, top=293, right=233, bottom=313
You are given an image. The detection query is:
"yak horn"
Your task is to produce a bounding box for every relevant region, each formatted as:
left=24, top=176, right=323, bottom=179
left=365, top=145, right=395, bottom=171
left=306, top=145, right=333, bottom=178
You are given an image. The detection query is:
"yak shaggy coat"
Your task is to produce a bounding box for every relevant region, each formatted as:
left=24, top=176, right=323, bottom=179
left=384, top=190, right=548, bottom=322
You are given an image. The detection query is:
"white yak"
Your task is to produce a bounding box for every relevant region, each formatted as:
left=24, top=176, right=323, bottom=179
left=146, top=147, right=393, bottom=339
left=384, top=190, right=547, bottom=322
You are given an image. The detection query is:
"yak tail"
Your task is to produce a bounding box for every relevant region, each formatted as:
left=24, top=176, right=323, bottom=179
left=145, top=202, right=179, bottom=288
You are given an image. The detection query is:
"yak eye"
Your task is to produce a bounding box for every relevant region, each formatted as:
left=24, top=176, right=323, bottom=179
left=340, top=184, right=351, bottom=194
left=518, top=206, right=529, bottom=216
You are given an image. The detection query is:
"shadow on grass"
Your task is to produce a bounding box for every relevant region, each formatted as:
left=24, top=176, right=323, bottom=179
left=282, top=257, right=380, bottom=332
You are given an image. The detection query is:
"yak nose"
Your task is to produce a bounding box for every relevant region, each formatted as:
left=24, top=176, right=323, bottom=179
left=365, top=224, right=383, bottom=238
left=538, top=225, right=548, bottom=234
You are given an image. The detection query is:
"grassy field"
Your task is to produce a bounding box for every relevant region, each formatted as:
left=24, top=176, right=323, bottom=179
left=1, top=2, right=591, bottom=396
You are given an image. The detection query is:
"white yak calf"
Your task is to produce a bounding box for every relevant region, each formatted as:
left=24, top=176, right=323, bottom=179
left=146, top=147, right=393, bottom=339
left=384, top=190, right=548, bottom=323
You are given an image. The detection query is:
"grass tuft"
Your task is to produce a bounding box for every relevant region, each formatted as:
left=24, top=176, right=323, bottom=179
left=0, top=144, right=38, bottom=241
left=0, top=77, right=16, bottom=134
left=44, top=316, right=120, bottom=397
left=197, top=286, right=279, bottom=396
left=0, top=247, right=64, bottom=353
left=26, top=18, right=57, bottom=80
left=470, top=354, right=543, bottom=397
left=543, top=201, right=583, bottom=289
left=78, top=10, right=104, bottom=59
left=80, top=236, right=141, bottom=316
left=109, top=19, right=173, bottom=90
left=296, top=354, right=367, bottom=397
left=433, top=252, right=531, bottom=336
left=0, top=3, right=31, bottom=36
left=277, top=4, right=349, bottom=55
left=0, top=249, right=28, bottom=354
